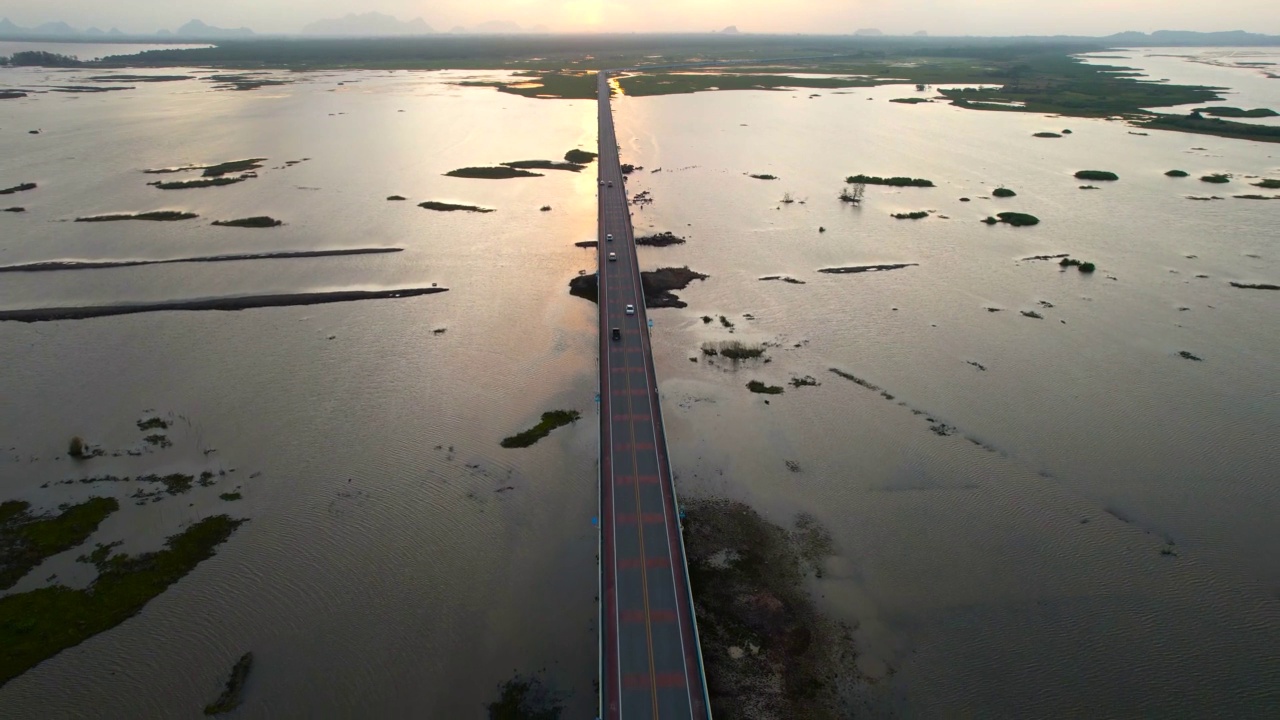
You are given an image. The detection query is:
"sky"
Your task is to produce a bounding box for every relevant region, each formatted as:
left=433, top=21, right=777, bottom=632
left=1, top=0, right=1276, bottom=36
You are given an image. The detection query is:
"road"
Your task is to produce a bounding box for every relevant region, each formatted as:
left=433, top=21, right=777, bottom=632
left=596, top=71, right=711, bottom=720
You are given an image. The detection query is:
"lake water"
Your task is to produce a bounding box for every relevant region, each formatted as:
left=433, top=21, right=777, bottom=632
left=1, top=52, right=1278, bottom=718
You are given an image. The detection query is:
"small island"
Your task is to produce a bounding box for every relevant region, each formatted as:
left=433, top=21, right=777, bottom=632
left=992, top=187, right=1017, bottom=197
left=891, top=211, right=929, bottom=220
left=1075, top=170, right=1119, bottom=181
left=1201, top=174, right=1231, bottom=184
left=635, top=231, right=686, bottom=246
left=846, top=174, right=934, bottom=187
left=982, top=212, right=1040, bottom=227
left=0, top=182, right=37, bottom=195
left=76, top=211, right=198, bottom=222
left=1059, top=258, right=1097, bottom=273
left=418, top=201, right=494, bottom=213
left=569, top=267, right=708, bottom=308
left=1165, top=170, right=1190, bottom=177
left=748, top=173, right=778, bottom=180
left=501, top=410, right=581, bottom=448
left=746, top=380, right=785, bottom=395
left=501, top=160, right=586, bottom=172
left=204, top=652, right=254, bottom=715
left=445, top=166, right=542, bottom=179
left=149, top=177, right=248, bottom=190
left=890, top=97, right=931, bottom=104
left=212, top=216, right=283, bottom=228
left=564, top=149, right=597, bottom=164
left=818, top=263, right=917, bottom=274
left=1033, top=132, right=1063, bottom=138
left=1252, top=179, right=1280, bottom=189
left=1192, top=106, right=1279, bottom=118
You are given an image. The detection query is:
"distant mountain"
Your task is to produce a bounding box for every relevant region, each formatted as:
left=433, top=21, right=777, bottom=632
left=720, top=25, right=740, bottom=35
left=914, top=30, right=929, bottom=37
left=854, top=28, right=883, bottom=36
left=33, top=21, right=77, bottom=35
left=175, top=19, right=254, bottom=39
left=1104, top=29, right=1276, bottom=46
left=84, top=26, right=104, bottom=36
left=0, top=18, right=20, bottom=34
left=303, top=12, right=432, bottom=36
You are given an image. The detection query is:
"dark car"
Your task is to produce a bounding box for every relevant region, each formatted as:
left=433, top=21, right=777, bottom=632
left=612, top=327, right=621, bottom=341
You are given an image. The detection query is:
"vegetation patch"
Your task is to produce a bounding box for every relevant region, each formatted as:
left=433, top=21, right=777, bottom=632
left=2, top=207, right=23, bottom=212
left=149, top=177, right=248, bottom=190
left=829, top=368, right=881, bottom=391
left=992, top=187, right=1017, bottom=197
left=201, top=159, right=266, bottom=177
left=683, top=499, right=860, bottom=718
left=1230, top=282, right=1280, bottom=290
left=1178, top=351, right=1203, bottom=362
left=0, top=91, right=27, bottom=100
left=485, top=673, right=566, bottom=719
left=845, top=174, right=934, bottom=187
left=1138, top=112, right=1280, bottom=143
left=500, top=410, right=581, bottom=449
left=136, top=416, right=168, bottom=431
left=204, top=652, right=253, bottom=715
left=748, top=173, right=778, bottom=180
left=445, top=166, right=542, bottom=179
left=1, top=497, right=119, bottom=591
left=746, top=380, right=784, bottom=395
left=0, top=514, right=244, bottom=687
left=891, top=211, right=929, bottom=220
left=818, top=263, right=917, bottom=274
left=1059, top=258, right=1096, bottom=273
left=790, top=375, right=820, bottom=388
left=386, top=195, right=406, bottom=201
left=1074, top=170, right=1119, bottom=181
left=636, top=231, right=686, bottom=246
left=564, top=149, right=597, bottom=164
left=759, top=275, right=806, bottom=284
left=0, top=182, right=36, bottom=195
left=212, top=216, right=282, bottom=228
left=1192, top=106, right=1278, bottom=118
left=1252, top=179, right=1280, bottom=189
left=1165, top=170, right=1190, bottom=177
left=418, top=201, right=494, bottom=213
left=1033, top=132, right=1062, bottom=138
left=1200, top=174, right=1231, bottom=184
left=890, top=97, right=931, bottom=104
left=219, top=493, right=243, bottom=502
left=1234, top=194, right=1280, bottom=200
left=702, top=341, right=767, bottom=360
left=641, top=267, right=709, bottom=308
left=75, top=211, right=198, bottom=222
left=984, top=212, right=1040, bottom=227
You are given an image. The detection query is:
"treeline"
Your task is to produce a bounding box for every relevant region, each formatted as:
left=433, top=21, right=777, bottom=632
left=3, top=51, right=83, bottom=67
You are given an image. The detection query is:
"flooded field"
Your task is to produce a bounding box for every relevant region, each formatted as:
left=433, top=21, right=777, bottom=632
left=1, top=48, right=1278, bottom=717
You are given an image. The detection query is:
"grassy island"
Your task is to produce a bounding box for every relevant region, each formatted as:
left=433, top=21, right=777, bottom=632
left=890, top=97, right=931, bottom=104
left=0, top=514, right=245, bottom=687
left=846, top=174, right=934, bottom=187
left=501, top=410, right=581, bottom=448
left=1033, top=132, right=1063, bottom=138
left=636, top=231, right=686, bottom=246
left=0, top=182, right=36, bottom=195
left=748, top=173, right=778, bottom=180
left=1166, top=170, right=1190, bottom=177
left=149, top=177, right=247, bottom=190
left=445, top=166, right=542, bottom=179
left=983, top=212, right=1040, bottom=226
left=702, top=341, right=767, bottom=360
left=992, top=187, right=1017, bottom=197
left=1060, top=258, right=1097, bottom=272
left=204, top=652, right=253, bottom=715
left=819, top=263, right=918, bottom=274
left=75, top=211, right=198, bottom=222
left=1192, top=107, right=1279, bottom=118
left=1075, top=170, right=1118, bottom=181
left=746, top=380, right=785, bottom=395
left=418, top=201, right=494, bottom=213
left=891, top=211, right=929, bottom=219
left=1252, top=179, right=1280, bottom=189
left=1139, top=112, right=1280, bottom=143
left=1201, top=174, right=1231, bottom=184
left=564, top=149, right=597, bottom=164
left=212, top=216, right=283, bottom=228
left=502, top=160, right=586, bottom=172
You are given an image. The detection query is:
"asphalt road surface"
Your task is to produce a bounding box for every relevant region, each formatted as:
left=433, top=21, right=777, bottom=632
left=596, top=71, right=711, bottom=720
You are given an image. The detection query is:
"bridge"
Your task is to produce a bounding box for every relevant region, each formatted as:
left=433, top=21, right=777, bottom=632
left=595, top=69, right=712, bottom=720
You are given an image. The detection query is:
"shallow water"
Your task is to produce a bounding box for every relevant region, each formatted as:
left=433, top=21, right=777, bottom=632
left=1, top=53, right=1278, bottom=717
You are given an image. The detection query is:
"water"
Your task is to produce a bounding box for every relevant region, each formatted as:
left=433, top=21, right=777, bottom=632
left=1, top=54, right=1278, bottom=717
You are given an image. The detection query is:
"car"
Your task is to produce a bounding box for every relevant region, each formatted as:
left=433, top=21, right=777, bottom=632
left=606, top=233, right=613, bottom=242
left=598, top=180, right=604, bottom=186
left=611, top=327, right=621, bottom=341
left=608, top=252, right=617, bottom=262
left=607, top=181, right=613, bottom=187
left=625, top=304, right=635, bottom=315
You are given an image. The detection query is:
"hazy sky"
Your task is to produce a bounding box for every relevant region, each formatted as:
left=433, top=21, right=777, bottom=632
left=2, top=0, right=1276, bottom=35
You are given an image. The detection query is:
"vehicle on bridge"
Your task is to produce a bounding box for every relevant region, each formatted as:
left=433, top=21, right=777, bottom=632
left=608, top=252, right=617, bottom=262
left=611, top=327, right=621, bottom=341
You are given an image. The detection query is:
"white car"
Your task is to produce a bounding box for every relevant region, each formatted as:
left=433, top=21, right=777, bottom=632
left=606, top=233, right=613, bottom=242
left=625, top=304, right=635, bottom=315
left=608, top=252, right=617, bottom=262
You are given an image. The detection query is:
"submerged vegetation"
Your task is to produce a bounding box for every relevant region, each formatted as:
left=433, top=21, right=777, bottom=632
left=0, top=515, right=244, bottom=687
left=0, top=182, right=37, bottom=195
left=149, top=177, right=248, bottom=190
left=702, top=340, right=767, bottom=360
left=846, top=174, right=934, bottom=187
left=891, top=211, right=929, bottom=220
left=819, top=263, right=917, bottom=274
left=418, top=201, right=494, bottom=213
left=1033, top=132, right=1063, bottom=138
left=204, top=652, right=254, bottom=715
left=1, top=498, right=120, bottom=591
left=746, top=380, right=784, bottom=395
left=500, top=410, right=581, bottom=449
left=635, top=231, right=686, bottom=246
